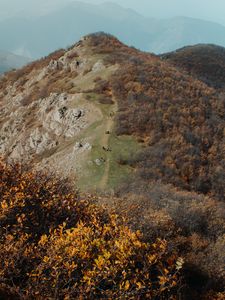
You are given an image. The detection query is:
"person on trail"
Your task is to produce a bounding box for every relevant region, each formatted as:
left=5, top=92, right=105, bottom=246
left=102, top=146, right=112, bottom=152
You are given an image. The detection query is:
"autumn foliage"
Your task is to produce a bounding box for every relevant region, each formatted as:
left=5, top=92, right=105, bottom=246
left=0, top=159, right=182, bottom=299
left=85, top=34, right=225, bottom=298
left=162, top=44, right=225, bottom=90
left=111, top=56, right=224, bottom=200
left=84, top=33, right=225, bottom=200
left=0, top=33, right=224, bottom=299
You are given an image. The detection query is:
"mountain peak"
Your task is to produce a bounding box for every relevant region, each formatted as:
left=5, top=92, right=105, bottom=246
left=80, top=32, right=124, bottom=50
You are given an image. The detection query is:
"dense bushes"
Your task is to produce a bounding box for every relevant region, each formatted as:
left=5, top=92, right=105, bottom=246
left=114, top=181, right=225, bottom=298
left=0, top=160, right=182, bottom=299
left=85, top=33, right=225, bottom=199
left=162, top=44, right=225, bottom=90
left=104, top=45, right=225, bottom=200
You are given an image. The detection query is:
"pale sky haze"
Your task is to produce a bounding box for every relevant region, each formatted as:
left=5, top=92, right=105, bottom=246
left=1, top=0, right=225, bottom=26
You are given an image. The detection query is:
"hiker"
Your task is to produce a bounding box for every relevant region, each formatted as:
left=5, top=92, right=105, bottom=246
left=103, top=146, right=112, bottom=152
left=76, top=60, right=80, bottom=67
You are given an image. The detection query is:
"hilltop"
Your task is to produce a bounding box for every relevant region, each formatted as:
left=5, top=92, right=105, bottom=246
left=162, top=44, right=225, bottom=89
left=0, top=33, right=224, bottom=298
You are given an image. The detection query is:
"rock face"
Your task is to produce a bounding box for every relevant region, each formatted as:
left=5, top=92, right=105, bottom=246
left=0, top=36, right=117, bottom=179
left=40, top=94, right=85, bottom=138
left=0, top=92, right=95, bottom=162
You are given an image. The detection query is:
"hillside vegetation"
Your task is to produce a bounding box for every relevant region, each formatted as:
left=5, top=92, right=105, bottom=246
left=81, top=34, right=225, bottom=298
left=84, top=34, right=224, bottom=200
left=162, top=44, right=225, bottom=90
left=0, top=33, right=224, bottom=299
left=0, top=159, right=183, bottom=299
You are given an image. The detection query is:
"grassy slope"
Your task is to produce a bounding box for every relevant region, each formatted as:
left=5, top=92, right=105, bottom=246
left=77, top=92, right=141, bottom=191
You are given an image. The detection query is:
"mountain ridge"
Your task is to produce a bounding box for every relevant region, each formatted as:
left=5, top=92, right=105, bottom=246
left=0, top=33, right=224, bottom=197
left=1, top=2, right=225, bottom=58
left=0, top=50, right=30, bottom=74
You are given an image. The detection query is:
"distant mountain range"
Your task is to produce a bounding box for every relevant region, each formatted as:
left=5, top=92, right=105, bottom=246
left=0, top=50, right=30, bottom=74
left=1, top=2, right=225, bottom=58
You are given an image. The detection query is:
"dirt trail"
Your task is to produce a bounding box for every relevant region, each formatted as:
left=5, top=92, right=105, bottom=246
left=99, top=99, right=118, bottom=189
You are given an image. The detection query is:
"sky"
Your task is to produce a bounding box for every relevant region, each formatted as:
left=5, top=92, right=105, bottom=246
left=94, top=0, right=225, bottom=25
left=1, top=0, right=225, bottom=26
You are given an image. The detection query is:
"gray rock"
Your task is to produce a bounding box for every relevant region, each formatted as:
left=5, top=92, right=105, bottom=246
left=95, top=158, right=102, bottom=166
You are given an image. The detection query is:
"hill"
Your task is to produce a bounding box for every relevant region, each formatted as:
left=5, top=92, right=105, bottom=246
left=161, top=44, right=225, bottom=89
left=149, top=17, right=225, bottom=53
left=0, top=33, right=224, bottom=198
left=1, top=2, right=225, bottom=57
left=0, top=33, right=224, bottom=298
left=0, top=50, right=30, bottom=74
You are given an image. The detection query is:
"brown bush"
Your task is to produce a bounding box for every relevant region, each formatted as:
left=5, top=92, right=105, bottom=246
left=82, top=67, right=92, bottom=76
left=98, top=95, right=114, bottom=104
left=0, top=159, right=182, bottom=299
left=114, top=180, right=225, bottom=298
left=67, top=51, right=79, bottom=60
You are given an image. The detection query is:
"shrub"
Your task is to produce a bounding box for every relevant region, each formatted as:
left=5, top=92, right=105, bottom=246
left=98, top=95, right=114, bottom=104
left=82, top=68, right=92, bottom=76
left=0, top=160, right=182, bottom=299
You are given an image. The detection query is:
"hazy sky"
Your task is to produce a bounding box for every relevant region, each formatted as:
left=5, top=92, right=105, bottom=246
left=95, top=0, right=225, bottom=25
left=1, top=0, right=225, bottom=26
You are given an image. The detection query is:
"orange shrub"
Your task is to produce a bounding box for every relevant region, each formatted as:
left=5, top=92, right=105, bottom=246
left=0, top=159, right=182, bottom=299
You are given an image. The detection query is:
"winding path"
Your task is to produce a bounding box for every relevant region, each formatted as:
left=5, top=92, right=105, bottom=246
left=99, top=99, right=118, bottom=189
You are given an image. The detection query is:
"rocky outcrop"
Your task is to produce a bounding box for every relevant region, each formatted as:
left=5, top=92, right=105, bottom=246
left=0, top=36, right=117, bottom=181
left=0, top=92, right=99, bottom=163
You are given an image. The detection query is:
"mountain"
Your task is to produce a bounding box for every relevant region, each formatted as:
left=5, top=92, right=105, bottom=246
left=0, top=33, right=224, bottom=197
left=148, top=17, right=225, bottom=53
left=0, top=50, right=30, bottom=74
left=0, top=33, right=224, bottom=297
left=1, top=2, right=225, bottom=58
left=161, top=44, right=225, bottom=89
left=0, top=2, right=150, bottom=58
